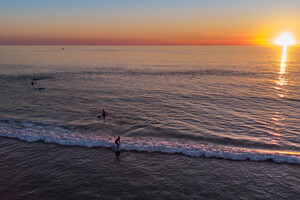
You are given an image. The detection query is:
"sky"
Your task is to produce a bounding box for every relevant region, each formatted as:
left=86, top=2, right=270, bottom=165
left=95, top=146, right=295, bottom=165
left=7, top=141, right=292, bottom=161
left=0, top=0, right=299, bottom=45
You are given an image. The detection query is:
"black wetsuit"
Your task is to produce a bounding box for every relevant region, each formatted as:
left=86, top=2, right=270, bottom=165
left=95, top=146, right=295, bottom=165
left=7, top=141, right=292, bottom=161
left=115, top=137, right=120, bottom=148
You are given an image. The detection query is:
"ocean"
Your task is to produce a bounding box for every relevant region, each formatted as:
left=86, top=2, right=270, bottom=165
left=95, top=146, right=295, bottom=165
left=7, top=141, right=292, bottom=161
left=0, top=45, right=299, bottom=199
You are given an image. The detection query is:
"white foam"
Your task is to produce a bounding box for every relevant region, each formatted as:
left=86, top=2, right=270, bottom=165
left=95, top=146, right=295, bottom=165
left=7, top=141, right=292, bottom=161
left=0, top=124, right=299, bottom=165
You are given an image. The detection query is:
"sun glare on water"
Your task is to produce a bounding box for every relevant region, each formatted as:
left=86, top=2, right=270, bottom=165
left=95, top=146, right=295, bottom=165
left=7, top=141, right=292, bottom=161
left=274, top=33, right=297, bottom=46
left=273, top=32, right=297, bottom=98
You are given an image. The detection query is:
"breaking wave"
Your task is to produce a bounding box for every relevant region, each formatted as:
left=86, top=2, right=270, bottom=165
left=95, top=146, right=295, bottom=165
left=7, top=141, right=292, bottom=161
left=0, top=119, right=299, bottom=165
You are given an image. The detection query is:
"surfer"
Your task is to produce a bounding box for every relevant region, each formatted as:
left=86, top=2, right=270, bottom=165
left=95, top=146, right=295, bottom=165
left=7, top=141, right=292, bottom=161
left=102, top=109, right=106, bottom=118
left=97, top=109, right=107, bottom=119
left=115, top=136, right=120, bottom=148
left=113, top=136, right=121, bottom=158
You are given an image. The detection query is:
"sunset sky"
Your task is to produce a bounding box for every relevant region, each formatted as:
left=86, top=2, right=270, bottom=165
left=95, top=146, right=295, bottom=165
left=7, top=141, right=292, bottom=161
left=1, top=0, right=299, bottom=45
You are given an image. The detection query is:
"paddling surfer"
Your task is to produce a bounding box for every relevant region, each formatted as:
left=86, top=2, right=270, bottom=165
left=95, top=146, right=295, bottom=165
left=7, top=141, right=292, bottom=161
left=31, top=80, right=36, bottom=85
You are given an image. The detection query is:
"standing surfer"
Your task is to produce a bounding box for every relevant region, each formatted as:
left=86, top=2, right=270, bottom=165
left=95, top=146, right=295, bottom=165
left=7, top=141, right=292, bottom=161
left=114, top=136, right=121, bottom=158
left=115, top=136, right=120, bottom=148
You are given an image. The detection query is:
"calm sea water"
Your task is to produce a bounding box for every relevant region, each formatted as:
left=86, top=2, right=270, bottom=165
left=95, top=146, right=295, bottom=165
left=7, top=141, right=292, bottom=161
left=0, top=45, right=299, bottom=199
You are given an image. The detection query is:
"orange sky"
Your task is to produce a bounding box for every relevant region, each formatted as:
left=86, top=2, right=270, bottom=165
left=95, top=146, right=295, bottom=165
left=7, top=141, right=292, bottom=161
left=0, top=1, right=299, bottom=45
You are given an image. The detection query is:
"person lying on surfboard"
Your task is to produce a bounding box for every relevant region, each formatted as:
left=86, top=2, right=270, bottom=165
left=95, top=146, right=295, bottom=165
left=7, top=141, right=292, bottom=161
left=115, top=136, right=120, bottom=148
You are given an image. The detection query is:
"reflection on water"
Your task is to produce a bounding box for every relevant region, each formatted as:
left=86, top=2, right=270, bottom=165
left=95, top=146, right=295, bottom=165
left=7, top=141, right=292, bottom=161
left=275, top=46, right=288, bottom=97
left=269, top=112, right=284, bottom=138
left=270, top=46, right=290, bottom=138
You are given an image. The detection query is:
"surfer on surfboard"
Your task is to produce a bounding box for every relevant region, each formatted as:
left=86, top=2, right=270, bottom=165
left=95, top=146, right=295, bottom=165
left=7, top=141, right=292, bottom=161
left=98, top=109, right=107, bottom=119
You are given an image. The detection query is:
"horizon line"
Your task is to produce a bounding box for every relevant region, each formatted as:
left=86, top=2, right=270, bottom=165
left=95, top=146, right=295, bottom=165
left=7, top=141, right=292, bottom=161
left=0, top=43, right=264, bottom=46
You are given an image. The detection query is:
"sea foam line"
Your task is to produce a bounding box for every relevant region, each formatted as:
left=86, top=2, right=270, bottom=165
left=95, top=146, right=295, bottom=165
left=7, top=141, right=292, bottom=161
left=0, top=126, right=299, bottom=165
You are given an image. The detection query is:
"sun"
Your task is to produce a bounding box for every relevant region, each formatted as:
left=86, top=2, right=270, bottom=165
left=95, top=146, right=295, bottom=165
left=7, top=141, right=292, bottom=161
left=274, top=33, right=297, bottom=46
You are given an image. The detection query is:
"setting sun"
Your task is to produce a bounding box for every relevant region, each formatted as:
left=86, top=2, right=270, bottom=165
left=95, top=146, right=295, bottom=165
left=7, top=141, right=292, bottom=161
left=274, top=33, right=297, bottom=46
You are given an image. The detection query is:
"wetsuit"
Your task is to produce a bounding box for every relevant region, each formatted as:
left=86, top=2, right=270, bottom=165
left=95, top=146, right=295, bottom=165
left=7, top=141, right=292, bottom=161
left=115, top=137, right=120, bottom=148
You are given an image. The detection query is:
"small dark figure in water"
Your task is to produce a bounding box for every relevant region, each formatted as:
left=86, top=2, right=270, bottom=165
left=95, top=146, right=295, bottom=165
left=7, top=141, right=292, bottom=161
left=31, top=81, right=36, bottom=85
left=98, top=109, right=107, bottom=119
left=102, top=109, right=106, bottom=118
left=62, top=48, right=64, bottom=50
left=115, top=136, right=120, bottom=148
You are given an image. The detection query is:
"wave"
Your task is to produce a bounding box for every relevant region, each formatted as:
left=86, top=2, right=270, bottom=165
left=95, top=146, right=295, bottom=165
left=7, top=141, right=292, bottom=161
left=0, top=119, right=299, bottom=165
